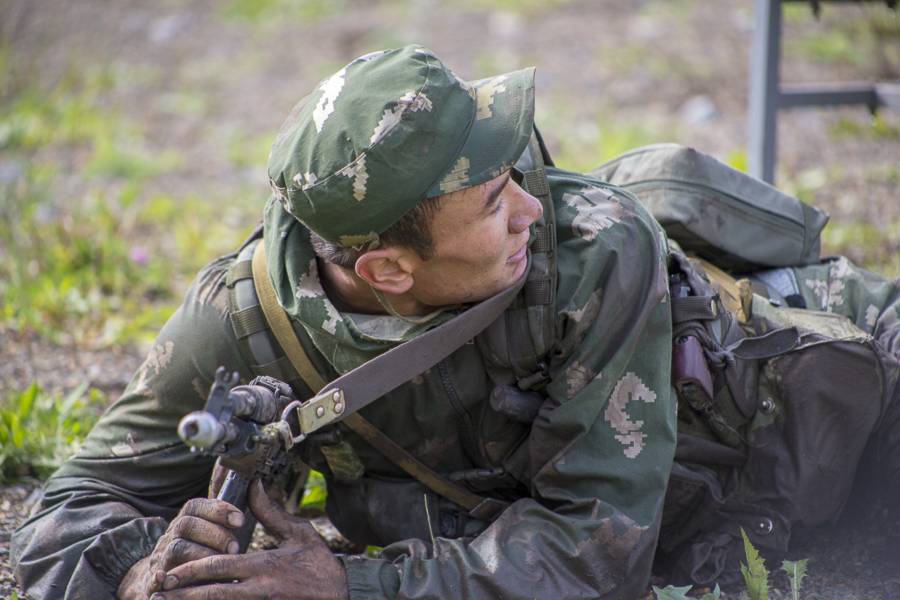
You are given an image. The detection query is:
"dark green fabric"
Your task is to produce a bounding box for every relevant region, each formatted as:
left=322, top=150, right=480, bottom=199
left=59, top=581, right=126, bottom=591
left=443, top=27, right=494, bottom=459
left=590, top=144, right=830, bottom=273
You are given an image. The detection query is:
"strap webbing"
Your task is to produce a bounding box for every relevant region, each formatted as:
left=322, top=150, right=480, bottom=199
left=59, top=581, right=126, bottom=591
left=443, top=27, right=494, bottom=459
left=250, top=242, right=507, bottom=516
left=252, top=243, right=328, bottom=390
left=230, top=305, right=268, bottom=339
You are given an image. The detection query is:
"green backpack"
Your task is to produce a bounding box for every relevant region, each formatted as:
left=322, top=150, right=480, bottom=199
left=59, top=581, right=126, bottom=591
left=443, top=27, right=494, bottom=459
left=590, top=144, right=829, bottom=273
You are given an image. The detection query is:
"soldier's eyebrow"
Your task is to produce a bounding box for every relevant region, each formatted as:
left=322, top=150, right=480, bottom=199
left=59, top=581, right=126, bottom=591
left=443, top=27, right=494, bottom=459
left=482, top=172, right=511, bottom=215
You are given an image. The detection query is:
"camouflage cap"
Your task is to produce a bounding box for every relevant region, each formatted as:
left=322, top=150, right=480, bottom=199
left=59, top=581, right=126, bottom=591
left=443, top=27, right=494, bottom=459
left=266, top=45, right=535, bottom=247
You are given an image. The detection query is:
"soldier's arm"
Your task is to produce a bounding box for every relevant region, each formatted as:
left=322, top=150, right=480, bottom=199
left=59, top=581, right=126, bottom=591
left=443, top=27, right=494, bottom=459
left=339, top=188, right=678, bottom=599
left=11, top=252, right=253, bottom=598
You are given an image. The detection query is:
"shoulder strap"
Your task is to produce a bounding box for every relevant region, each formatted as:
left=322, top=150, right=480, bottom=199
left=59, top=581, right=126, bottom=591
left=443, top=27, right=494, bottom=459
left=251, top=242, right=514, bottom=520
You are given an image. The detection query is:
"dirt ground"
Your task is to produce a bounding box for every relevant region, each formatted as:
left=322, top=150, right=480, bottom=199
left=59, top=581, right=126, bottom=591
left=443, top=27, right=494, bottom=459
left=2, top=0, right=899, bottom=597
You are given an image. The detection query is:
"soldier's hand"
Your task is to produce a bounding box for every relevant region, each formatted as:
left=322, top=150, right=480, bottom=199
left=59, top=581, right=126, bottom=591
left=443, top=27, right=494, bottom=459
left=149, top=480, right=348, bottom=600
left=116, top=497, right=245, bottom=599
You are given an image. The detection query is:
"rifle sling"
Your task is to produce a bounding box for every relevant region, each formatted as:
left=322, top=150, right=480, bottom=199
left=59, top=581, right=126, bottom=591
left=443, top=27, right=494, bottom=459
left=251, top=241, right=523, bottom=517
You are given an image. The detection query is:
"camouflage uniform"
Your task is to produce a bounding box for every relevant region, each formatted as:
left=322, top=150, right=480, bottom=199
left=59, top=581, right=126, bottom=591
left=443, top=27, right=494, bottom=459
left=11, top=46, right=900, bottom=599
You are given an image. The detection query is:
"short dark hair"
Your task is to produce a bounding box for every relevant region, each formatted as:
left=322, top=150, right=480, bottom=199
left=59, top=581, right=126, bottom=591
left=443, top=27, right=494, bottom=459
left=309, top=196, right=444, bottom=269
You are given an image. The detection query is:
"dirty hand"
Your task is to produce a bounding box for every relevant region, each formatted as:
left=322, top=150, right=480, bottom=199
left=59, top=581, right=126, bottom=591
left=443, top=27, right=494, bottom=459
left=149, top=480, right=349, bottom=600
left=116, top=496, right=245, bottom=599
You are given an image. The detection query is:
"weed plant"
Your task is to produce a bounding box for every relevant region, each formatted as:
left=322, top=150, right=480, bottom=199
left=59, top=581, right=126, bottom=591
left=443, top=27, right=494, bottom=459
left=0, top=382, right=107, bottom=483
left=653, top=529, right=810, bottom=600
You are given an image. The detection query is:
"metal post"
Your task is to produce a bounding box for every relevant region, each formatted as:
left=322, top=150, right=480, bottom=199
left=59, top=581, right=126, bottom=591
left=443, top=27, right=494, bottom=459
left=748, top=0, right=782, bottom=184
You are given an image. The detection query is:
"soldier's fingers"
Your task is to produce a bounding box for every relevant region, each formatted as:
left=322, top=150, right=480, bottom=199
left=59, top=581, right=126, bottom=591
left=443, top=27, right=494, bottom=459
left=146, top=567, right=168, bottom=594
left=179, top=497, right=244, bottom=529
left=248, top=479, right=316, bottom=545
left=208, top=461, right=229, bottom=499
left=162, top=554, right=253, bottom=590
left=160, top=538, right=220, bottom=571
left=170, top=516, right=239, bottom=554
left=151, top=582, right=256, bottom=600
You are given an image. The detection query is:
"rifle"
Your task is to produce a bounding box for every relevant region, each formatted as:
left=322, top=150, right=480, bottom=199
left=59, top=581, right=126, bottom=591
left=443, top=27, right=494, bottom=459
left=177, top=366, right=305, bottom=511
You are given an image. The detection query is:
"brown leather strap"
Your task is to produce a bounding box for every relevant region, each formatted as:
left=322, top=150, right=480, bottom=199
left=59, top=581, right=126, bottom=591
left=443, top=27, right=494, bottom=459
left=251, top=242, right=512, bottom=516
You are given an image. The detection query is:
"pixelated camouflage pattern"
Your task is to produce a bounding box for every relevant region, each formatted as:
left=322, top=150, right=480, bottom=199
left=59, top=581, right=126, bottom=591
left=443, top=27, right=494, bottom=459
left=267, top=45, right=534, bottom=247
left=11, top=172, right=900, bottom=598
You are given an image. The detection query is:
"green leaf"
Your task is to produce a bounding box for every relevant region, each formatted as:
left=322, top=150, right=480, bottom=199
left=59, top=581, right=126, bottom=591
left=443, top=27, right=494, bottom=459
left=652, top=585, right=694, bottom=600
left=17, top=382, right=38, bottom=420
left=699, top=584, right=722, bottom=600
left=781, top=559, right=809, bottom=600
left=740, top=528, right=769, bottom=600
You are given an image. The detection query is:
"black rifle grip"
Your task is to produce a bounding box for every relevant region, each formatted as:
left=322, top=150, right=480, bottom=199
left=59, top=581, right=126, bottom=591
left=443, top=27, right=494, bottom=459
left=217, top=469, right=251, bottom=511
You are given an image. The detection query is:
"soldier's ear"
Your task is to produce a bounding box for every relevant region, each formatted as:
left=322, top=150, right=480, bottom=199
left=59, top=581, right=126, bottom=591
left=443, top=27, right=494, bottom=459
left=354, top=248, right=415, bottom=295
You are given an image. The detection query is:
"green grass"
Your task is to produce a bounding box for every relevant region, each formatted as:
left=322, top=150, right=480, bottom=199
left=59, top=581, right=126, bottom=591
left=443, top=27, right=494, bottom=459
left=219, top=0, right=345, bottom=23
left=830, top=114, right=900, bottom=142
left=444, top=0, right=575, bottom=15
left=540, top=110, right=666, bottom=174
left=784, top=3, right=900, bottom=68
left=821, top=219, right=900, bottom=278
left=0, top=64, right=259, bottom=347
left=0, top=383, right=107, bottom=483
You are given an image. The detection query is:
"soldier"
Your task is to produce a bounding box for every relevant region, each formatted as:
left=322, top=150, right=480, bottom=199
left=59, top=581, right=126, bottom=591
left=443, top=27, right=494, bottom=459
left=11, top=46, right=900, bottom=599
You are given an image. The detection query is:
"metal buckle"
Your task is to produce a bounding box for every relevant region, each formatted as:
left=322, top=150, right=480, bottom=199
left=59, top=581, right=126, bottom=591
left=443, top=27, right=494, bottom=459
left=295, top=388, right=346, bottom=436
left=279, top=400, right=306, bottom=447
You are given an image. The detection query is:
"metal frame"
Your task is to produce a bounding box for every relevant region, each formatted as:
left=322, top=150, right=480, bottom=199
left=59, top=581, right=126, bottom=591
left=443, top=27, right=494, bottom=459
left=748, top=0, right=899, bottom=183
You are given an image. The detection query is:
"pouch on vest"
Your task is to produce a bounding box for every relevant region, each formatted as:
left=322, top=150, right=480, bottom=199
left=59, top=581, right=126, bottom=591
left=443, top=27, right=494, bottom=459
left=591, top=144, right=829, bottom=273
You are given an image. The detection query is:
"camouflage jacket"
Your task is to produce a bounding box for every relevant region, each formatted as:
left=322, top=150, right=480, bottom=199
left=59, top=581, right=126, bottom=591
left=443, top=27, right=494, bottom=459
left=12, top=167, right=678, bottom=599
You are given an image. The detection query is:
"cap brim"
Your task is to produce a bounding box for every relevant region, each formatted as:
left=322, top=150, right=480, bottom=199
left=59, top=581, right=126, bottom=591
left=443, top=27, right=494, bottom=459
left=426, top=67, right=535, bottom=197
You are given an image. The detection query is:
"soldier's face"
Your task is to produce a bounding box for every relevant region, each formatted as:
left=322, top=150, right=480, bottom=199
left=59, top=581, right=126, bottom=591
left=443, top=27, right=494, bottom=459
left=408, top=170, right=543, bottom=306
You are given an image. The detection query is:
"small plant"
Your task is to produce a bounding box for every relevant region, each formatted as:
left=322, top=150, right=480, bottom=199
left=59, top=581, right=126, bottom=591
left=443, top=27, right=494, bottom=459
left=653, top=531, right=809, bottom=600
left=653, top=583, right=721, bottom=599
left=0, top=382, right=107, bottom=483
left=781, top=559, right=808, bottom=600
left=740, top=528, right=769, bottom=600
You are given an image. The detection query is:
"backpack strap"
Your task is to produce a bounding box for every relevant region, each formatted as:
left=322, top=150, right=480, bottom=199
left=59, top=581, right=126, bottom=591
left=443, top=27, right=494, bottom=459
left=226, top=234, right=311, bottom=396
left=248, top=241, right=514, bottom=520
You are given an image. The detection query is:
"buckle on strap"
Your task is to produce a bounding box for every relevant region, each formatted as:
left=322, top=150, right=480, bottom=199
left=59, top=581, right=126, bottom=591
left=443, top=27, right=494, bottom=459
left=467, top=497, right=510, bottom=521
left=295, top=388, right=346, bottom=435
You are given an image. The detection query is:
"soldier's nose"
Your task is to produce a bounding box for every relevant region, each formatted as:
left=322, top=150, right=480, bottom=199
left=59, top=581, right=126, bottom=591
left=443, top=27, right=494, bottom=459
left=509, top=192, right=542, bottom=234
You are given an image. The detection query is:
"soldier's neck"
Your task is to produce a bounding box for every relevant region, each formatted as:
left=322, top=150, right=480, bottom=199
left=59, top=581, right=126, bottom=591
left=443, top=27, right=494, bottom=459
left=318, top=258, right=427, bottom=317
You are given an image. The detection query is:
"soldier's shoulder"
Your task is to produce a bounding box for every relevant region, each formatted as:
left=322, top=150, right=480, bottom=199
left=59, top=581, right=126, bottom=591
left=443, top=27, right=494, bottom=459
left=547, top=167, right=668, bottom=311
left=547, top=167, right=666, bottom=261
left=184, top=237, right=254, bottom=319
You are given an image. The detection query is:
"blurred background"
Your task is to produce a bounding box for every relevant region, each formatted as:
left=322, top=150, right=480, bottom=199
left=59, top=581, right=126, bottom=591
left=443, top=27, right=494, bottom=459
left=2, top=0, right=898, bottom=354
left=1, top=1, right=899, bottom=596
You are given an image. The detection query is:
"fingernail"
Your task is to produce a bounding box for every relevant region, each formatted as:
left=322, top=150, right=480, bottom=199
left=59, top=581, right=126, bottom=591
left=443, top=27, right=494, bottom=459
left=227, top=512, right=244, bottom=527
left=150, top=594, right=165, bottom=600
left=163, top=574, right=179, bottom=590
left=227, top=540, right=240, bottom=554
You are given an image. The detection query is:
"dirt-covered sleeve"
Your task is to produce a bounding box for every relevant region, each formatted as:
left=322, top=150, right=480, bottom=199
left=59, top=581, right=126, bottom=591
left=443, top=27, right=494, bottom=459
left=10, top=253, right=252, bottom=599
left=340, top=179, right=678, bottom=599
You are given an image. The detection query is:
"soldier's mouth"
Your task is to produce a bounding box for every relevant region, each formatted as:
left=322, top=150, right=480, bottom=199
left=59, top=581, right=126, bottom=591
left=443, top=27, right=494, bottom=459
left=507, top=242, right=528, bottom=264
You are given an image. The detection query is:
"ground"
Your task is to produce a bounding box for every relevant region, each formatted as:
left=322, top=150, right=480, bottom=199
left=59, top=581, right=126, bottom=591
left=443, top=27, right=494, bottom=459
left=1, top=0, right=899, bottom=598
